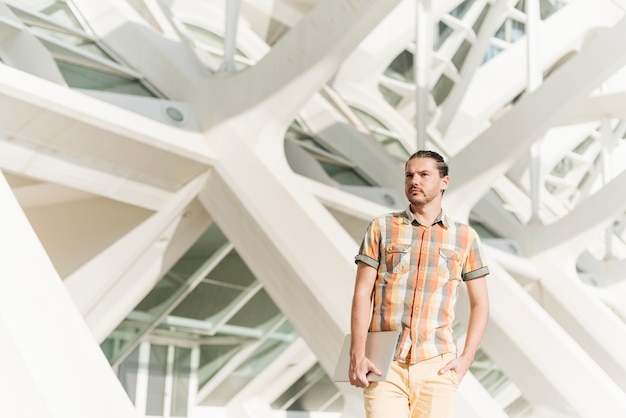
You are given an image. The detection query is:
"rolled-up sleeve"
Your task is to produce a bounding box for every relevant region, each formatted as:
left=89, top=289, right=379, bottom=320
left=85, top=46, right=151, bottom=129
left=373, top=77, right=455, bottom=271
left=461, top=228, right=489, bottom=281
left=355, top=218, right=381, bottom=270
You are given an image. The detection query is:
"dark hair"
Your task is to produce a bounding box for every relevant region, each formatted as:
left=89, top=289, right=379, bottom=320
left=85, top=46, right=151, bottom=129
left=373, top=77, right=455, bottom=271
left=406, top=150, right=448, bottom=177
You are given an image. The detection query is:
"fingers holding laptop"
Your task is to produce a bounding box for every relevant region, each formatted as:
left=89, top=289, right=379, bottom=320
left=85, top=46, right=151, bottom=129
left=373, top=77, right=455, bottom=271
left=349, top=356, right=381, bottom=388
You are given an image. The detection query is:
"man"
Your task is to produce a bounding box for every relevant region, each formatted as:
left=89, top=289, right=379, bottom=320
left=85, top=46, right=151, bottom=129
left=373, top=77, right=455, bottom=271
left=349, top=150, right=489, bottom=418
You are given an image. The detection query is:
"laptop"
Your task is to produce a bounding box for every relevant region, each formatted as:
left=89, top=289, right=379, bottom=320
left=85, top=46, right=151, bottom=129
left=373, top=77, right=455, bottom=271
left=332, top=330, right=400, bottom=382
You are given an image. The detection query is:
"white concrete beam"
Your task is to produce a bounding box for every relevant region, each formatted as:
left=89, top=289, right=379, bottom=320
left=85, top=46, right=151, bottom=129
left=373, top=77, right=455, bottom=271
left=0, top=3, right=66, bottom=84
left=456, top=261, right=626, bottom=416
left=206, top=0, right=403, bottom=135
left=531, top=248, right=626, bottom=392
left=198, top=130, right=355, bottom=372
left=64, top=173, right=209, bottom=341
left=0, top=171, right=139, bottom=418
left=0, top=63, right=214, bottom=192
left=71, top=0, right=210, bottom=103
left=443, top=0, right=624, bottom=145
left=527, top=168, right=626, bottom=256
left=446, top=13, right=626, bottom=218
left=436, top=0, right=512, bottom=138
left=0, top=139, right=173, bottom=211
left=557, top=91, right=626, bottom=125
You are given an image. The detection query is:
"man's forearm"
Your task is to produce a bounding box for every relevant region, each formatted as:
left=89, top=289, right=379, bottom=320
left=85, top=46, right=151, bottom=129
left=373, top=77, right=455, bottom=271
left=350, top=292, right=371, bottom=358
left=350, top=263, right=377, bottom=358
left=461, top=277, right=489, bottom=361
left=460, top=302, right=489, bottom=361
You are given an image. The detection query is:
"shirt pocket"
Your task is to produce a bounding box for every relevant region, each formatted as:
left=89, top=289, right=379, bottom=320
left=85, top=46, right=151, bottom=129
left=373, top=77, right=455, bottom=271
left=437, top=248, right=461, bottom=283
left=384, top=243, right=411, bottom=274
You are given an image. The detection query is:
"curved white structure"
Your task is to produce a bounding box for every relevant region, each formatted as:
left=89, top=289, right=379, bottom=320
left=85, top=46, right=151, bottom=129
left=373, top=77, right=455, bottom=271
left=1, top=0, right=626, bottom=417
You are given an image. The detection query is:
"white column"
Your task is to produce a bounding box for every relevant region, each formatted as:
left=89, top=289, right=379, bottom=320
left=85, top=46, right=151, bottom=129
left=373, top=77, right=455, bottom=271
left=526, top=0, right=543, bottom=223
left=219, top=0, right=241, bottom=74
left=0, top=172, right=138, bottom=418
left=414, top=0, right=432, bottom=150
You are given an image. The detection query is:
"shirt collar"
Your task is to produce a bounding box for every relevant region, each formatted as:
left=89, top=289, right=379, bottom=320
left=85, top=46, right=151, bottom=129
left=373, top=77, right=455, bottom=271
left=403, top=206, right=450, bottom=227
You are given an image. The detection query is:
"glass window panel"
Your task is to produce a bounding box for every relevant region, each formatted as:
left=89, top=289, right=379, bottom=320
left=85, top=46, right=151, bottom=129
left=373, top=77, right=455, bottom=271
left=436, top=21, right=453, bottom=50
left=29, top=26, right=114, bottom=60
left=183, top=23, right=247, bottom=57
left=116, top=346, right=140, bottom=404
left=495, top=20, right=525, bottom=43
left=203, top=331, right=292, bottom=406
left=319, top=161, right=371, bottom=186
left=198, top=343, right=240, bottom=388
left=350, top=107, right=409, bottom=163
left=100, top=336, right=115, bottom=360
left=171, top=347, right=192, bottom=417
left=350, top=107, right=386, bottom=130
left=469, top=219, right=501, bottom=239
left=182, top=23, right=251, bottom=71
left=506, top=396, right=533, bottom=416
left=551, top=157, right=573, bottom=178
left=10, top=0, right=82, bottom=29
left=168, top=223, right=229, bottom=277
left=452, top=39, right=472, bottom=72
left=432, top=74, right=454, bottom=105
left=484, top=45, right=503, bottom=62
left=378, top=84, right=403, bottom=107
left=202, top=250, right=256, bottom=287
left=226, top=289, right=280, bottom=329
left=102, top=224, right=225, bottom=364
left=287, top=373, right=338, bottom=411
left=384, top=50, right=414, bottom=83
left=286, top=125, right=333, bottom=154
left=377, top=136, right=409, bottom=162
left=472, top=4, right=490, bottom=34
left=146, top=344, right=168, bottom=416
left=450, top=0, right=476, bottom=19
left=170, top=251, right=257, bottom=321
left=55, top=60, right=156, bottom=97
left=171, top=280, right=243, bottom=320
left=135, top=271, right=188, bottom=313
left=272, top=363, right=325, bottom=409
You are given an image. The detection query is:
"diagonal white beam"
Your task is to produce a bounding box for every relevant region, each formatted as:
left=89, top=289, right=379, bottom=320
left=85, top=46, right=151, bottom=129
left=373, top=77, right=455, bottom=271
left=436, top=0, right=512, bottom=138
left=446, top=14, right=626, bottom=218
left=334, top=0, right=420, bottom=90
left=556, top=91, right=626, bottom=125
left=64, top=172, right=209, bottom=341
left=0, top=3, right=66, bottom=84
left=225, top=338, right=317, bottom=409
left=526, top=168, right=626, bottom=256
left=443, top=0, right=624, bottom=144
left=0, top=64, right=214, bottom=193
left=0, top=171, right=139, bottom=418
left=206, top=0, right=402, bottom=134
left=532, top=247, right=626, bottom=392
left=460, top=260, right=626, bottom=416
left=0, top=139, right=173, bottom=211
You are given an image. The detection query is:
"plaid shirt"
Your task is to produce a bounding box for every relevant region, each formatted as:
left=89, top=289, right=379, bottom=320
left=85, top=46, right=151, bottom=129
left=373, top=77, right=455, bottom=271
left=355, top=207, right=489, bottom=364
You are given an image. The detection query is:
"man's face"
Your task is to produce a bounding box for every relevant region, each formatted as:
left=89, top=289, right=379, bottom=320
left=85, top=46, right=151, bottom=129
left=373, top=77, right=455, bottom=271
left=404, top=157, right=448, bottom=208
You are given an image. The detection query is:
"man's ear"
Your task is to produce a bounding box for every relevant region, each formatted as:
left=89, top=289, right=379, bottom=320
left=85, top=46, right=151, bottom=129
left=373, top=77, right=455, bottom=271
left=441, top=175, right=449, bottom=191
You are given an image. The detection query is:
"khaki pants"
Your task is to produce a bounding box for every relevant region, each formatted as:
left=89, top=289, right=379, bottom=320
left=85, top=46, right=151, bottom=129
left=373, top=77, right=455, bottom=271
left=363, top=353, right=459, bottom=418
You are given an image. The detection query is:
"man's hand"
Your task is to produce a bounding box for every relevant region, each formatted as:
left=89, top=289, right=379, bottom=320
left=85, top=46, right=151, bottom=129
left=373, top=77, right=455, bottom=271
left=349, top=263, right=379, bottom=388
left=438, top=354, right=473, bottom=383
left=349, top=356, right=381, bottom=388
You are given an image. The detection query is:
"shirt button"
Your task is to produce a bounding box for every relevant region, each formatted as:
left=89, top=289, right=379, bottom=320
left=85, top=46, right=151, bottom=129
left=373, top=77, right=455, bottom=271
left=418, top=286, right=423, bottom=290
